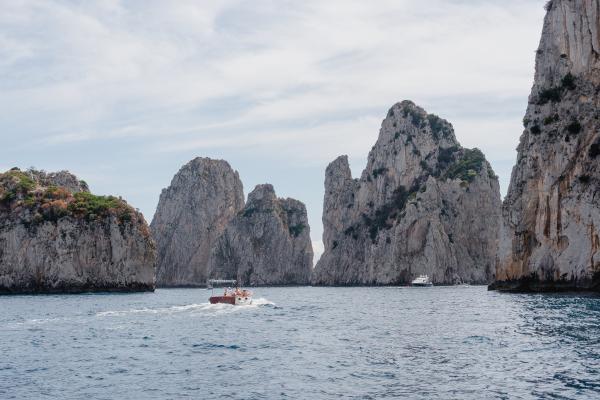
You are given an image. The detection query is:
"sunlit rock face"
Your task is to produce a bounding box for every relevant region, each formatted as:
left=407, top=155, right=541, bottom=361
left=0, top=168, right=155, bottom=294
left=151, top=158, right=245, bottom=287
left=208, top=184, right=313, bottom=286
left=491, top=0, right=600, bottom=291
left=312, top=101, right=501, bottom=286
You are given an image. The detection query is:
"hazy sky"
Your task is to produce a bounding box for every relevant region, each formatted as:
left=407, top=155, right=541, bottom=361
left=1, top=0, right=548, bottom=260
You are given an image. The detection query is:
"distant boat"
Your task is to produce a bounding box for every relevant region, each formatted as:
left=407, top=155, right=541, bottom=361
left=411, top=274, right=433, bottom=287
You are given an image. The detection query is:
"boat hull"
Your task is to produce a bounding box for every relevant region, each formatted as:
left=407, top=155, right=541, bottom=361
left=209, top=295, right=253, bottom=305
left=209, top=296, right=235, bottom=305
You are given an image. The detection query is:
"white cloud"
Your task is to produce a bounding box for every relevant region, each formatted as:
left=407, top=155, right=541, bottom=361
left=0, top=0, right=548, bottom=241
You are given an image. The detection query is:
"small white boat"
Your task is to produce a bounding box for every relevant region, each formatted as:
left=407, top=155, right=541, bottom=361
left=411, top=274, right=433, bottom=287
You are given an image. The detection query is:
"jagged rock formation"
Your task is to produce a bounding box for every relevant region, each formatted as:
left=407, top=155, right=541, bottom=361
left=0, top=168, right=155, bottom=294
left=208, top=184, right=313, bottom=285
left=491, top=0, right=600, bottom=291
left=312, top=101, right=501, bottom=285
left=29, top=169, right=89, bottom=193
left=151, top=158, right=245, bottom=286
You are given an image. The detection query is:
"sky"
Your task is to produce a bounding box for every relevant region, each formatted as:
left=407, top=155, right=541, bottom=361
left=0, top=0, right=548, bottom=261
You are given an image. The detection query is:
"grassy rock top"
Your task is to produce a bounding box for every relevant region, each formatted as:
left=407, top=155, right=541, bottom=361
left=0, top=168, right=139, bottom=228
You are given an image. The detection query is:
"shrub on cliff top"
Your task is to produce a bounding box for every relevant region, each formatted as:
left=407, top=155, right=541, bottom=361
left=68, top=192, right=129, bottom=219
left=445, top=148, right=486, bottom=183
left=401, top=105, right=424, bottom=127
left=0, top=170, right=37, bottom=203
left=0, top=170, right=136, bottom=226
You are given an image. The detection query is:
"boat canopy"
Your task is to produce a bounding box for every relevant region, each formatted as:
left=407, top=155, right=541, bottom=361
left=207, top=279, right=237, bottom=288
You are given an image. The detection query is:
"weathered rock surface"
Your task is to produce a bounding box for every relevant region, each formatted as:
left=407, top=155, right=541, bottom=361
left=30, top=169, right=89, bottom=193
left=151, top=158, right=245, bottom=286
left=0, top=168, right=155, bottom=294
left=491, top=0, right=600, bottom=291
left=208, top=184, right=313, bottom=286
left=312, top=101, right=501, bottom=285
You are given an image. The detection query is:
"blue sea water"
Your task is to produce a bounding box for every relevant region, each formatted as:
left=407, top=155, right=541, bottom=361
left=1, top=286, right=599, bottom=400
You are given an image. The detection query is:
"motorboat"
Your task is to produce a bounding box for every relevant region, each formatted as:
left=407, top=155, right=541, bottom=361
left=411, top=274, right=433, bottom=287
left=209, top=286, right=253, bottom=305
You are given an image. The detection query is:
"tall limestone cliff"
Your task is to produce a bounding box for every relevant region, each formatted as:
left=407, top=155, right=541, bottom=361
left=208, top=184, right=313, bottom=286
left=151, top=158, right=245, bottom=287
left=492, top=0, right=600, bottom=291
left=312, top=101, right=502, bottom=285
left=0, top=168, right=155, bottom=294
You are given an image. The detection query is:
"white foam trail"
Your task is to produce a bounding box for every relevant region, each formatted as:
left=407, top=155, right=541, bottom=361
left=96, top=297, right=275, bottom=317
left=251, top=297, right=276, bottom=307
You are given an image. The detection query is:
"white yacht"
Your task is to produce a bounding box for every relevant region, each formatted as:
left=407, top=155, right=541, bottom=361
left=411, top=274, right=433, bottom=287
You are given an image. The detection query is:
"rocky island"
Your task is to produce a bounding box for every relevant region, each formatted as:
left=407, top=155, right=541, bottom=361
left=151, top=158, right=245, bottom=287
left=0, top=168, right=156, bottom=294
left=491, top=0, right=600, bottom=291
left=312, top=101, right=502, bottom=285
left=152, top=158, right=313, bottom=287
left=208, top=184, right=313, bottom=286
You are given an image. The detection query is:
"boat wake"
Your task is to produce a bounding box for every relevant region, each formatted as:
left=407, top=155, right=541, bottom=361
left=96, top=297, right=275, bottom=317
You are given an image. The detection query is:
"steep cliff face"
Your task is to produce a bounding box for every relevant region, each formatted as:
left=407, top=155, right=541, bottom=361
left=492, top=0, right=600, bottom=291
left=0, top=168, right=155, bottom=294
left=208, top=184, right=313, bottom=286
left=312, top=101, right=501, bottom=285
left=151, top=158, right=245, bottom=286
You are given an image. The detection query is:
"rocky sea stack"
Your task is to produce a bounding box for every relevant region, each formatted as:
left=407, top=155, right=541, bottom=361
left=491, top=0, right=600, bottom=292
left=0, top=168, right=155, bottom=294
left=312, top=101, right=502, bottom=285
left=208, top=184, right=313, bottom=286
left=151, top=158, right=245, bottom=287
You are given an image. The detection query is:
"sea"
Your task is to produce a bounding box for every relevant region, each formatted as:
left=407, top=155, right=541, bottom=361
left=1, top=286, right=599, bottom=399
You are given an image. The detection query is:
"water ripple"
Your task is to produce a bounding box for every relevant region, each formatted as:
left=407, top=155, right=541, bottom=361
left=1, top=287, right=599, bottom=399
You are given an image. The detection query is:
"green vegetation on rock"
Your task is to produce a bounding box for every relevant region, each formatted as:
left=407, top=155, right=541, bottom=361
left=0, top=170, right=36, bottom=203
left=372, top=167, right=387, bottom=179
left=401, top=105, right=425, bottom=127
left=288, top=224, right=306, bottom=237
left=427, top=114, right=452, bottom=139
left=566, top=120, right=582, bottom=135
left=537, top=73, right=577, bottom=105
left=0, top=169, right=134, bottom=225
left=68, top=192, right=131, bottom=220
left=361, top=185, right=419, bottom=242
left=445, top=148, right=487, bottom=183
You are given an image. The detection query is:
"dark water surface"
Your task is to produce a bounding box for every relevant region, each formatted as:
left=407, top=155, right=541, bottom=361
left=1, top=286, right=599, bottom=399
